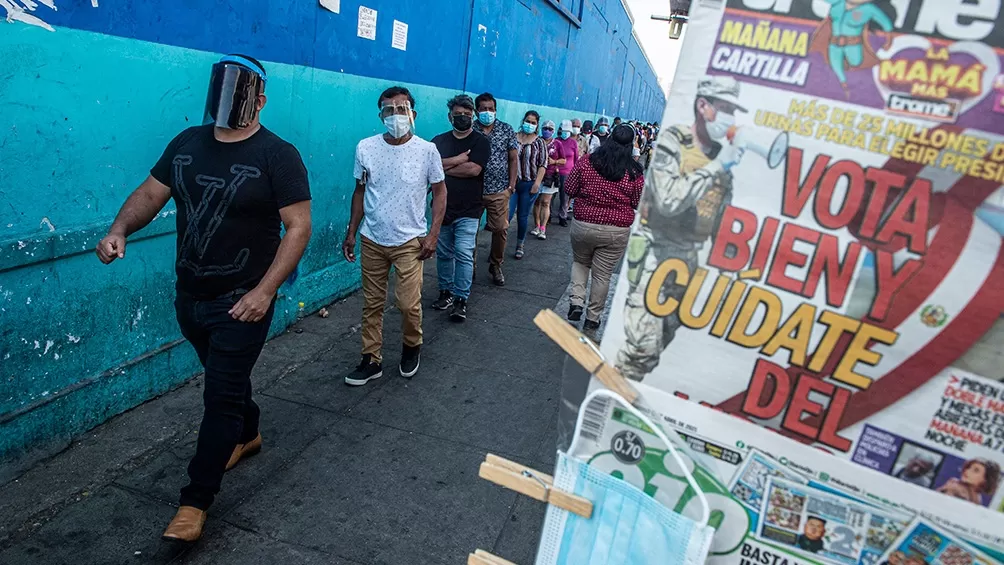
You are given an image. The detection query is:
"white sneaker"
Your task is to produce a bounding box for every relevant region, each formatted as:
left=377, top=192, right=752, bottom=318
left=529, top=227, right=540, bottom=237
left=536, top=230, right=547, bottom=240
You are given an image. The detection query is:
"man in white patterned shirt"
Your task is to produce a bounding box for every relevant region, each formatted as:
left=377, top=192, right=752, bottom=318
left=342, top=86, right=447, bottom=385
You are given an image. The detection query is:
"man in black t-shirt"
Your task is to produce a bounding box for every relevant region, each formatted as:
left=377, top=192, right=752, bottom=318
left=96, top=54, right=312, bottom=543
left=431, top=94, right=490, bottom=322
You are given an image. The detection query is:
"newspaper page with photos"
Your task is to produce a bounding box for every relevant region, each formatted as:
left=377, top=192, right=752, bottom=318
left=594, top=0, right=1004, bottom=518
left=565, top=392, right=1004, bottom=563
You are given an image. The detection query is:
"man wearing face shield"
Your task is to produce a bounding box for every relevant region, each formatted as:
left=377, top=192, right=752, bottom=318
left=96, top=54, right=312, bottom=541
left=615, top=75, right=747, bottom=382
left=342, top=87, right=447, bottom=386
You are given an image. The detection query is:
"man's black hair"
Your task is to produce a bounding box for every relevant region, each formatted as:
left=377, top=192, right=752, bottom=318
left=378, top=86, right=416, bottom=109
left=475, top=92, right=497, bottom=109
left=447, top=94, right=476, bottom=112
left=806, top=516, right=827, bottom=525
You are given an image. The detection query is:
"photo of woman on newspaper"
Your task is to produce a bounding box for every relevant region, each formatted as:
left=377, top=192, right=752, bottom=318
left=937, top=458, right=1001, bottom=505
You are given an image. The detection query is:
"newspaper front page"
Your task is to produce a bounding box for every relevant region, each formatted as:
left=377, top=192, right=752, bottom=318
left=566, top=393, right=1004, bottom=563
left=571, top=0, right=1004, bottom=561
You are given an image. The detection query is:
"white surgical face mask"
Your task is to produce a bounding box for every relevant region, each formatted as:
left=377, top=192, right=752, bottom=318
left=383, top=114, right=412, bottom=138
left=571, top=127, right=581, bottom=135
left=705, top=110, right=735, bottom=141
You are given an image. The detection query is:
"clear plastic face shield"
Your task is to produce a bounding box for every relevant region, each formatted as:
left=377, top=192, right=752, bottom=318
left=204, top=57, right=266, bottom=130
left=379, top=100, right=415, bottom=138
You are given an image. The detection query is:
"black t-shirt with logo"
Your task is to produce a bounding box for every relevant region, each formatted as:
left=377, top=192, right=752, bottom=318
left=150, top=125, right=311, bottom=299
left=432, top=130, right=491, bottom=225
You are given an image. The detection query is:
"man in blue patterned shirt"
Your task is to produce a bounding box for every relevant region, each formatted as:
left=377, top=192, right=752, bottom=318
left=474, top=92, right=518, bottom=286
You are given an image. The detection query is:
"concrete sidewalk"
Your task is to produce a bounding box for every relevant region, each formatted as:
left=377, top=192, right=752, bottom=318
left=0, top=224, right=577, bottom=565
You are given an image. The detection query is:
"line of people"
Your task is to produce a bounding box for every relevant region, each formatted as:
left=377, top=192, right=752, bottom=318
left=343, top=86, right=658, bottom=389
left=94, top=52, right=657, bottom=542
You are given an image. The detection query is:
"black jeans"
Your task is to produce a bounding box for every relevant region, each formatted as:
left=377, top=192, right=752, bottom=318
left=174, top=291, right=274, bottom=510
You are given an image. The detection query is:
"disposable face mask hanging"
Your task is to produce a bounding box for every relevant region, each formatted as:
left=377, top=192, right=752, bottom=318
left=535, top=389, right=715, bottom=565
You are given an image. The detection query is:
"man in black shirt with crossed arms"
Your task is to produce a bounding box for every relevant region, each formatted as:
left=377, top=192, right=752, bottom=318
left=431, top=94, right=490, bottom=321
left=96, top=54, right=312, bottom=543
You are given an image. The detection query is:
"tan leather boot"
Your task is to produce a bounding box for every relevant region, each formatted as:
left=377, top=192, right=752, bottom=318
left=162, top=506, right=206, bottom=542
left=225, top=433, right=263, bottom=471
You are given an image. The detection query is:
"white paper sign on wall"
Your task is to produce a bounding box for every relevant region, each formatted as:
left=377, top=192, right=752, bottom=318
left=357, top=6, right=377, bottom=40
left=392, top=20, right=408, bottom=51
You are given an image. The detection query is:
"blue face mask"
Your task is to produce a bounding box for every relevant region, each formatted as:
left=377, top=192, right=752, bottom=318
left=478, top=111, right=496, bottom=126
left=597, top=125, right=609, bottom=135
left=522, top=121, right=537, bottom=134
left=536, top=453, right=715, bottom=565
left=536, top=390, right=715, bottom=565
left=560, top=131, right=571, bottom=140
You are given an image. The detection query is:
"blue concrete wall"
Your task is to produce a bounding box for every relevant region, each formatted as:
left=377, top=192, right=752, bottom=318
left=0, top=0, right=665, bottom=473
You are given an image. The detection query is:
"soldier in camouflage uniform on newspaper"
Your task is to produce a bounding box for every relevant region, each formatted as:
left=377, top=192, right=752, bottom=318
left=615, top=76, right=748, bottom=382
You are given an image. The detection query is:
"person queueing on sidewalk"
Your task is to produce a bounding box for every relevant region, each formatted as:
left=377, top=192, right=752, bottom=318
left=342, top=86, right=447, bottom=386
left=553, top=119, right=579, bottom=228
left=589, top=116, right=611, bottom=153
left=509, top=110, right=547, bottom=260
left=473, top=93, right=518, bottom=286
left=565, top=124, right=644, bottom=332
left=533, top=120, right=576, bottom=237
left=531, top=120, right=562, bottom=240
left=580, top=120, right=595, bottom=157
left=96, top=54, right=312, bottom=542
left=431, top=94, right=490, bottom=322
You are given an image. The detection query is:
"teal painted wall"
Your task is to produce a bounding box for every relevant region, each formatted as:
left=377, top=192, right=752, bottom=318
left=0, top=1, right=665, bottom=476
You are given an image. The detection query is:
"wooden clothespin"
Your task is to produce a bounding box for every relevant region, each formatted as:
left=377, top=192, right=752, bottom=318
left=467, top=549, right=518, bottom=565
left=478, top=454, right=593, bottom=519
left=533, top=309, right=638, bottom=403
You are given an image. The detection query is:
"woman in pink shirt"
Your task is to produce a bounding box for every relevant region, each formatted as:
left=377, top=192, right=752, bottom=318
left=564, top=124, right=644, bottom=331
left=533, top=120, right=578, bottom=238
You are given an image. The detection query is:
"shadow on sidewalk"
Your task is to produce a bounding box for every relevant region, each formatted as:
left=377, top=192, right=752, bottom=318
left=0, top=225, right=576, bottom=565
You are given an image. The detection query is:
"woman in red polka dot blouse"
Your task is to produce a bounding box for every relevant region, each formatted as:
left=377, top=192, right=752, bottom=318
left=564, top=124, right=645, bottom=331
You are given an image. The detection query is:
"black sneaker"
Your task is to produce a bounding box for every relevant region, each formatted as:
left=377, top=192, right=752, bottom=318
left=345, top=355, right=382, bottom=386
left=432, top=290, right=454, bottom=310
left=400, top=345, right=421, bottom=378
left=583, top=319, right=600, bottom=331
left=559, top=218, right=569, bottom=227
left=450, top=298, right=467, bottom=322
left=489, top=265, right=506, bottom=286
left=568, top=305, right=584, bottom=322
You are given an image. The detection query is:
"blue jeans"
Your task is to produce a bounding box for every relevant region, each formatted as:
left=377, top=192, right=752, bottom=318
left=508, top=180, right=539, bottom=243
left=436, top=217, right=479, bottom=300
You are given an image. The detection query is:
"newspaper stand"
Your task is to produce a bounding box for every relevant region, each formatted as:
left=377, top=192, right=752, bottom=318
left=467, top=309, right=639, bottom=564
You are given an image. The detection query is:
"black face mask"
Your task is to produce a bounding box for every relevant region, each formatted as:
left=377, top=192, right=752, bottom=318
left=452, top=114, right=473, bottom=132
